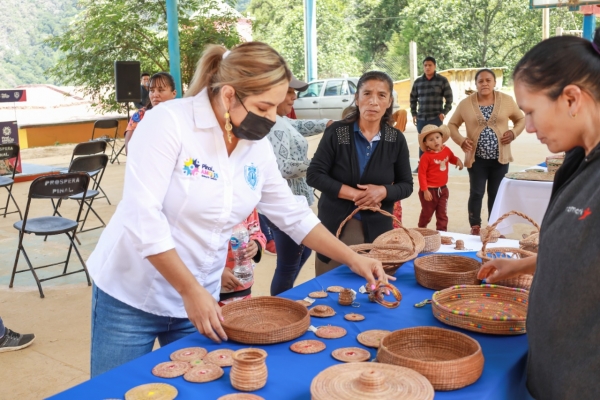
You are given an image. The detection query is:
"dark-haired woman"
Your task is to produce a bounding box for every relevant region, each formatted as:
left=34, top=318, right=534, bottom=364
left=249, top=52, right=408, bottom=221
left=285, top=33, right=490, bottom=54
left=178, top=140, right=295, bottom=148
left=124, top=72, right=177, bottom=152
left=478, top=30, right=600, bottom=398
left=448, top=69, right=525, bottom=235
left=307, top=71, right=413, bottom=276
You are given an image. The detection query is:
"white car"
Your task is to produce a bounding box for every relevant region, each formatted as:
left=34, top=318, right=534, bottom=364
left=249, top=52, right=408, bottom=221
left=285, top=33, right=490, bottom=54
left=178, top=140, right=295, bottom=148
left=293, top=77, right=399, bottom=120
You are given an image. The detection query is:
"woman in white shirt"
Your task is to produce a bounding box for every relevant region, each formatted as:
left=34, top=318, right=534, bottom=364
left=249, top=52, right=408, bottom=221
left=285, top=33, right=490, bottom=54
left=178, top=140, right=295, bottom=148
left=88, top=42, right=390, bottom=377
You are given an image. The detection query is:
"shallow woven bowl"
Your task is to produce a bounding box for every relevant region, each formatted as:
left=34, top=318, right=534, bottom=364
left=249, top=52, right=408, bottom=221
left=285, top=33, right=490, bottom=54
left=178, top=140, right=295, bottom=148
left=373, top=228, right=426, bottom=254
left=377, top=326, right=484, bottom=391
left=410, top=228, right=441, bottom=253
left=221, top=297, right=310, bottom=344
left=414, top=255, right=481, bottom=290
left=432, top=284, right=529, bottom=335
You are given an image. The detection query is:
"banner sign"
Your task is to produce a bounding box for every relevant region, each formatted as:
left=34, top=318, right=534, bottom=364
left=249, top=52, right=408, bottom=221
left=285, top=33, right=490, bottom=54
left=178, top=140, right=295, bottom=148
left=0, top=121, right=22, bottom=174
left=0, top=90, right=27, bottom=103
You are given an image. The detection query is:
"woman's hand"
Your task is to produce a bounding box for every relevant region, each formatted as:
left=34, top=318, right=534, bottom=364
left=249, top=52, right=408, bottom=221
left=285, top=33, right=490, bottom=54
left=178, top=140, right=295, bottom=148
left=461, top=139, right=474, bottom=152
left=477, top=257, right=537, bottom=284
left=354, top=184, right=387, bottom=207
left=243, top=240, right=259, bottom=260
left=181, top=285, right=228, bottom=343
left=221, top=268, right=242, bottom=292
left=347, top=253, right=396, bottom=289
left=500, top=130, right=515, bottom=145
left=423, top=190, right=433, bottom=201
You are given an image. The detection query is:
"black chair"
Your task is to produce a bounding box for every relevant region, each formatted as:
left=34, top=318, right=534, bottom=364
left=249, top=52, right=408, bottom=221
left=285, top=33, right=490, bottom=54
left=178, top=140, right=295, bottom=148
left=91, top=119, right=121, bottom=165
left=10, top=172, right=92, bottom=298
left=51, top=154, right=109, bottom=244
left=0, top=144, right=22, bottom=219
left=63, top=141, right=111, bottom=205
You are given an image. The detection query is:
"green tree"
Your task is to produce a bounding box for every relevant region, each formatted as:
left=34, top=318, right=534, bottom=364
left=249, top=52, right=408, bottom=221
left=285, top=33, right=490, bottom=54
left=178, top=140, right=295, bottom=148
left=47, top=0, right=241, bottom=113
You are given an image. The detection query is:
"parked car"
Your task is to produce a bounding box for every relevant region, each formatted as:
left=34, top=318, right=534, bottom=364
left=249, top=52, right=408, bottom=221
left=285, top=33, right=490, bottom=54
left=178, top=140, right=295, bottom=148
left=293, top=77, right=400, bottom=120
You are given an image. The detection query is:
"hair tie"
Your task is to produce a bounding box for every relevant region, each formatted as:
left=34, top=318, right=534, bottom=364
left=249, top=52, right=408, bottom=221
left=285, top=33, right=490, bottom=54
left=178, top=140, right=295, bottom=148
left=222, top=50, right=231, bottom=59
left=592, top=42, right=600, bottom=56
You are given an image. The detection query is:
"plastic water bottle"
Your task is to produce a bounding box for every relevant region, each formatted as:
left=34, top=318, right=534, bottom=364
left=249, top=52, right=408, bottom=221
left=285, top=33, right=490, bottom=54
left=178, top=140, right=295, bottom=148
left=230, top=223, right=253, bottom=285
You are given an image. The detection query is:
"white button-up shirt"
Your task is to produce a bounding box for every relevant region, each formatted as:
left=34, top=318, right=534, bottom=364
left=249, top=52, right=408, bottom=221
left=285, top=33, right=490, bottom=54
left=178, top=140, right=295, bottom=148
left=88, top=89, right=320, bottom=318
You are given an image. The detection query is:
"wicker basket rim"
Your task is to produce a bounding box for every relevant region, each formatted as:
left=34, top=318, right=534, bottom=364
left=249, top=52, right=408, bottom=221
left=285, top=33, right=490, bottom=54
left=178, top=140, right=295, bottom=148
left=414, top=255, right=480, bottom=276
left=221, top=297, right=309, bottom=334
left=411, top=227, right=440, bottom=237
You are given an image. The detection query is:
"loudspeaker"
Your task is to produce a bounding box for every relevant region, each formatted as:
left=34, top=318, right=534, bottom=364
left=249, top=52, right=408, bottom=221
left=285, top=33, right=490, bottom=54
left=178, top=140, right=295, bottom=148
left=114, top=61, right=142, bottom=103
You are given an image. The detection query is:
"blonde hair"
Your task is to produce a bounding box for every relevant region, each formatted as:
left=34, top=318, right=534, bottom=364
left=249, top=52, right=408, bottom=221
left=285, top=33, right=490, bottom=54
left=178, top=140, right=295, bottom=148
left=185, top=42, right=291, bottom=99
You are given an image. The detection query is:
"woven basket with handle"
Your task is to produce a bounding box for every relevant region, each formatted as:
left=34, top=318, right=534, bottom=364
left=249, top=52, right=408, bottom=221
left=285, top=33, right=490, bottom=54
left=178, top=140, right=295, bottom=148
left=336, top=207, right=419, bottom=275
left=377, top=326, right=484, bottom=391
left=519, top=232, right=539, bottom=253
left=476, top=210, right=539, bottom=290
left=414, top=254, right=481, bottom=290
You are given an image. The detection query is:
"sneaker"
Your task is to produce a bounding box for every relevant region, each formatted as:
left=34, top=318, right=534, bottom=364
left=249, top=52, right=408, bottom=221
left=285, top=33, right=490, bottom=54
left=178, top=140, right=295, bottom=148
left=0, top=328, right=35, bottom=353
left=264, top=240, right=277, bottom=256
left=470, top=225, right=480, bottom=236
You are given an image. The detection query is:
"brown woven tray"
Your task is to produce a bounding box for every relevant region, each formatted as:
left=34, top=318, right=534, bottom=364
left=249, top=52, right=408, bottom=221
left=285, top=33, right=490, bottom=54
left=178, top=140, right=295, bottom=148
left=506, top=170, right=554, bottom=182
left=310, top=362, right=434, bottom=400
left=337, top=206, right=419, bottom=275
left=414, top=254, right=481, bottom=290
left=432, top=284, right=529, bottom=335
left=477, top=210, right=539, bottom=290
left=377, top=326, right=484, bottom=391
left=410, top=228, right=441, bottom=253
left=221, top=297, right=310, bottom=344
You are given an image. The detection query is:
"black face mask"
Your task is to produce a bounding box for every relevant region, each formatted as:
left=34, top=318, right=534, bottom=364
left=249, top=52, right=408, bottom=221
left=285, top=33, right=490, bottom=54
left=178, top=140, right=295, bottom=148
left=231, top=94, right=275, bottom=141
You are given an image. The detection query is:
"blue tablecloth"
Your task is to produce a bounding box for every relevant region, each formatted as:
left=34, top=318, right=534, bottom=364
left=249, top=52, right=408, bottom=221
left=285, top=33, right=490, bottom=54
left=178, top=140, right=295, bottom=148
left=50, top=252, right=530, bottom=399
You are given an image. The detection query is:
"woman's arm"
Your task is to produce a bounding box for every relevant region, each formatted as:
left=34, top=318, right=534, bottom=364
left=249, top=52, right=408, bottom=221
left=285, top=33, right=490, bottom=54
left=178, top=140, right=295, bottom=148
left=478, top=256, right=537, bottom=283
left=382, top=132, right=413, bottom=202
left=448, top=102, right=473, bottom=152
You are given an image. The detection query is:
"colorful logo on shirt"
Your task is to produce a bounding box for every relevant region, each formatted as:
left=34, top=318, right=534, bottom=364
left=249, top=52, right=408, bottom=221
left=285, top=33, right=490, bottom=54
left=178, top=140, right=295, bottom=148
left=565, top=206, right=593, bottom=220
left=183, top=158, right=219, bottom=180
left=244, top=163, right=258, bottom=190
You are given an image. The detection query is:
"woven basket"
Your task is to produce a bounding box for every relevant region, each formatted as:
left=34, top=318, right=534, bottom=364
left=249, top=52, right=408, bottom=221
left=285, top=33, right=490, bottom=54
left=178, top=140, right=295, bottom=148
left=310, top=362, right=434, bottom=400
left=479, top=226, right=500, bottom=243
left=519, top=232, right=539, bottom=254
left=477, top=210, right=539, bottom=290
left=432, top=284, right=529, bottom=335
left=414, top=255, right=481, bottom=290
left=337, top=206, right=418, bottom=275
left=221, top=297, right=310, bottom=344
left=377, top=327, right=484, bottom=391
left=546, top=154, right=564, bottom=174
left=372, top=229, right=425, bottom=254
left=410, top=228, right=441, bottom=253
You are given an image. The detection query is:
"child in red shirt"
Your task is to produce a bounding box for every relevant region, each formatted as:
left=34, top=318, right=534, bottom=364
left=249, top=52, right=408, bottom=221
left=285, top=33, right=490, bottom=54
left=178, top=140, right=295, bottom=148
left=417, top=124, right=463, bottom=231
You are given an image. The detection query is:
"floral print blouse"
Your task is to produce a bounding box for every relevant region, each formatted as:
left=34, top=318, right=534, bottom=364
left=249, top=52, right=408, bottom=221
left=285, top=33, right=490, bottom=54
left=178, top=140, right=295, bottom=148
left=475, top=104, right=500, bottom=160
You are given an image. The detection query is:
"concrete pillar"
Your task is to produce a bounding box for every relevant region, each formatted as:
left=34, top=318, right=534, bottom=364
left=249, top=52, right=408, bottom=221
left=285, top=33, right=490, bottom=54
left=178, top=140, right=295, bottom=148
left=542, top=8, right=550, bottom=40
left=409, top=41, right=418, bottom=85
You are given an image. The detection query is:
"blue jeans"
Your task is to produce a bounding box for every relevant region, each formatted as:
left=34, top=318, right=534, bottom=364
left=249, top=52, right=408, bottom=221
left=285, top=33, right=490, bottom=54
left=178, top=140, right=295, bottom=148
left=417, top=116, right=443, bottom=157
left=91, top=285, right=196, bottom=377
left=0, top=316, right=4, bottom=338
left=266, top=217, right=312, bottom=296
left=258, top=213, right=274, bottom=242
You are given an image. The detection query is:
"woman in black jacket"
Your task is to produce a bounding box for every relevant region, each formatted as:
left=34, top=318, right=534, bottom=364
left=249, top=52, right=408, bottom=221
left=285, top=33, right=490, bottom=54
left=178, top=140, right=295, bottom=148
left=307, top=71, right=413, bottom=275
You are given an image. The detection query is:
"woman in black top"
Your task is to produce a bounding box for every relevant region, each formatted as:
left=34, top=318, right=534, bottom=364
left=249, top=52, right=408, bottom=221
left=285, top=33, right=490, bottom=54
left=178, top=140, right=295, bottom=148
left=307, top=71, right=413, bottom=275
left=478, top=29, right=600, bottom=399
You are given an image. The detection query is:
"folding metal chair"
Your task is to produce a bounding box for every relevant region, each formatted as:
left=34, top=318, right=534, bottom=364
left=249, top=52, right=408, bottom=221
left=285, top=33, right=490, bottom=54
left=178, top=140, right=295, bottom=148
left=91, top=119, right=121, bottom=165
left=51, top=154, right=109, bottom=244
left=62, top=141, right=111, bottom=205
left=10, top=172, right=91, bottom=298
left=0, top=144, right=22, bottom=219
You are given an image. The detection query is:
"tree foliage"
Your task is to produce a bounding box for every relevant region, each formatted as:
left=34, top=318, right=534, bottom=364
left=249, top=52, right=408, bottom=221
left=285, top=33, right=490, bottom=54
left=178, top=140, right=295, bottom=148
left=47, top=0, right=241, bottom=113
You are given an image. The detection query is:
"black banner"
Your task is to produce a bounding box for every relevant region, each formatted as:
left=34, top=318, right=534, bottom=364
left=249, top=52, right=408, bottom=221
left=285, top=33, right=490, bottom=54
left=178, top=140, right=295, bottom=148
left=0, top=90, right=27, bottom=103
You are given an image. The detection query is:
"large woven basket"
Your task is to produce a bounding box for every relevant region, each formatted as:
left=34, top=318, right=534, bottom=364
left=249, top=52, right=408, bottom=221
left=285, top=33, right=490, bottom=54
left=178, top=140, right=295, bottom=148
left=410, top=228, right=441, bottom=253
left=310, top=361, right=434, bottom=400
left=221, top=297, right=310, bottom=344
left=432, top=284, right=529, bottom=335
left=337, top=207, right=419, bottom=275
left=377, top=327, right=484, bottom=391
left=414, top=255, right=481, bottom=290
left=477, top=210, right=539, bottom=290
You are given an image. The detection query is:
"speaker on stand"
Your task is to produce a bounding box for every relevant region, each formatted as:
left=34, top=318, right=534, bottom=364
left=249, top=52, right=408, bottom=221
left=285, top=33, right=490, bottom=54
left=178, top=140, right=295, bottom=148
left=112, top=61, right=142, bottom=163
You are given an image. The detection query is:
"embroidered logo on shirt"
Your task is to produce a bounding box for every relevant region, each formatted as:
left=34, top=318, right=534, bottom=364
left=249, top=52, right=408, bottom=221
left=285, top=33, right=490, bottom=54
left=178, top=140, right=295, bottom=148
left=434, top=156, right=449, bottom=171
left=565, top=206, right=592, bottom=220
left=244, top=163, right=258, bottom=190
left=183, top=158, right=219, bottom=180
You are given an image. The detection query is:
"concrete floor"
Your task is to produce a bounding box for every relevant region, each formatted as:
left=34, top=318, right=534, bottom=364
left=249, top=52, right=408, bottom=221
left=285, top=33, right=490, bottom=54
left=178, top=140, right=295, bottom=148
left=0, top=117, right=551, bottom=399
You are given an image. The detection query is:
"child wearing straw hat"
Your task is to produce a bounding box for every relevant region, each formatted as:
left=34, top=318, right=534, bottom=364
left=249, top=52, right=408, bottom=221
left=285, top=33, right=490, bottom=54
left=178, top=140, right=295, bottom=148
left=417, top=124, right=463, bottom=231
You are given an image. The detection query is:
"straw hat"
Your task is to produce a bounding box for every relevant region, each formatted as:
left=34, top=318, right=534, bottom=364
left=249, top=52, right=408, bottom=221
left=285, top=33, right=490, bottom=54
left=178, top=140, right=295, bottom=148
left=418, top=124, right=450, bottom=153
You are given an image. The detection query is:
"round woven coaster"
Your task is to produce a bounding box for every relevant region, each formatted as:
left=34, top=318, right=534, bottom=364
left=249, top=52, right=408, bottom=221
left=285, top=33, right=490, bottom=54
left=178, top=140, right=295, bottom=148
left=217, top=394, right=265, bottom=400
left=332, top=347, right=371, bottom=363
left=170, top=347, right=208, bottom=362
left=183, top=363, right=224, bottom=383
left=309, top=291, right=328, bottom=299
left=357, top=330, right=391, bottom=348
left=125, top=383, right=178, bottom=400
left=344, top=313, right=365, bottom=322
left=189, top=359, right=208, bottom=367
left=309, top=305, right=336, bottom=318
left=151, top=361, right=190, bottom=378
left=296, top=299, right=312, bottom=307
left=290, top=340, right=326, bottom=354
left=204, top=349, right=235, bottom=367
left=327, top=286, right=344, bottom=293
left=315, top=326, right=347, bottom=339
